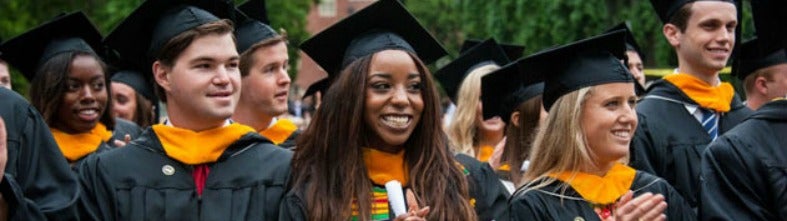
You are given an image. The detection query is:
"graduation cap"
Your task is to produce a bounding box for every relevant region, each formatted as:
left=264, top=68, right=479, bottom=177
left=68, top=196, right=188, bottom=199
left=480, top=59, right=544, bottom=124
left=751, top=0, right=787, bottom=54
left=605, top=22, right=642, bottom=56
left=235, top=0, right=279, bottom=53
left=649, top=0, right=736, bottom=24
left=732, top=38, right=787, bottom=80
left=104, top=0, right=236, bottom=72
left=434, top=38, right=510, bottom=103
left=111, top=70, right=156, bottom=102
left=0, top=12, right=102, bottom=81
left=299, top=0, right=447, bottom=76
left=460, top=38, right=525, bottom=61
left=523, top=30, right=633, bottom=111
left=302, top=77, right=330, bottom=100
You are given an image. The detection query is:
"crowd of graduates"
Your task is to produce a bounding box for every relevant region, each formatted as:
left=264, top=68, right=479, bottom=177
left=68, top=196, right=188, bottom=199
left=0, top=0, right=785, bottom=220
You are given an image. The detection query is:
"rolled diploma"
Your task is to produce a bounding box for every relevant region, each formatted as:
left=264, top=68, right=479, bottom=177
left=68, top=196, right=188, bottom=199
left=385, top=180, right=407, bottom=217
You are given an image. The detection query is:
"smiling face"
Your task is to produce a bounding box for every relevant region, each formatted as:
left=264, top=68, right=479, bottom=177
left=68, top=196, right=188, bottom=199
left=580, top=82, right=638, bottom=165
left=155, top=33, right=240, bottom=129
left=364, top=50, right=424, bottom=151
left=239, top=41, right=291, bottom=117
left=669, top=1, right=737, bottom=76
left=53, top=55, right=108, bottom=133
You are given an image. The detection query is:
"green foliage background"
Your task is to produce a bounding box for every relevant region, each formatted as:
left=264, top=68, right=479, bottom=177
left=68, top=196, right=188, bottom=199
left=0, top=0, right=756, bottom=96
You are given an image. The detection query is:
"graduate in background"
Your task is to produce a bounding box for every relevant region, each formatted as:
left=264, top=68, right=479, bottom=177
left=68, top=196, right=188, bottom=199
left=78, top=0, right=291, bottom=220
left=480, top=59, right=545, bottom=192
left=605, top=22, right=647, bottom=95
left=506, top=31, right=695, bottom=221
left=232, top=0, right=299, bottom=148
left=436, top=39, right=510, bottom=163
left=734, top=38, right=787, bottom=111
left=281, top=0, right=508, bottom=220
left=699, top=0, right=787, bottom=219
left=0, top=12, right=139, bottom=166
left=110, top=68, right=157, bottom=129
left=731, top=0, right=787, bottom=112
left=629, top=0, right=752, bottom=209
left=0, top=87, right=80, bottom=220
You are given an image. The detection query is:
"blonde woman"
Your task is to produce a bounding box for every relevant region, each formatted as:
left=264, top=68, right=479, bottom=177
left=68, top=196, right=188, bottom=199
left=436, top=39, right=509, bottom=162
left=507, top=31, right=695, bottom=221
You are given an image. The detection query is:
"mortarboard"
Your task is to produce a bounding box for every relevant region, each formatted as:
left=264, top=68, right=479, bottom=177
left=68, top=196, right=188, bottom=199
left=460, top=38, right=525, bottom=61
left=299, top=0, right=447, bottom=77
left=649, top=0, right=736, bottom=24
left=302, top=77, right=330, bottom=100
left=111, top=70, right=156, bottom=103
left=0, top=12, right=102, bottom=81
left=480, top=58, right=544, bottom=124
left=235, top=0, right=279, bottom=54
left=605, top=22, right=643, bottom=57
left=523, top=30, right=633, bottom=111
left=733, top=0, right=787, bottom=80
left=104, top=0, right=236, bottom=72
left=605, top=22, right=647, bottom=95
left=732, top=38, right=787, bottom=80
left=434, top=38, right=510, bottom=103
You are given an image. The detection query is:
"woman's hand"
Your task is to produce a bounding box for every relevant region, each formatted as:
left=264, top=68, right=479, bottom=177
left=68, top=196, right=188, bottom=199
left=607, top=191, right=667, bottom=221
left=393, top=189, right=429, bottom=221
left=113, top=134, right=132, bottom=147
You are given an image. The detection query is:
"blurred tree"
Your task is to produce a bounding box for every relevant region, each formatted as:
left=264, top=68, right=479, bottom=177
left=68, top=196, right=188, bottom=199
left=407, top=0, right=754, bottom=69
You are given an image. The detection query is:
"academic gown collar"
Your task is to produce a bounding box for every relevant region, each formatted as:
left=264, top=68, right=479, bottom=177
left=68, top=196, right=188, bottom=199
left=750, top=99, right=787, bottom=121
left=133, top=127, right=274, bottom=164
left=648, top=79, right=747, bottom=111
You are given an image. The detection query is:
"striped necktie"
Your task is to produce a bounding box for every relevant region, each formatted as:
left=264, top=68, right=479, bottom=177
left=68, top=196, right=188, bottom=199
left=700, top=108, right=718, bottom=141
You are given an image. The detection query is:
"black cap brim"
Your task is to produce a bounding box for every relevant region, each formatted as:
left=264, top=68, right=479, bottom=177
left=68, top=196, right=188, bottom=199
left=481, top=58, right=544, bottom=123
left=104, top=0, right=236, bottom=72
left=460, top=38, right=525, bottom=61
left=523, top=30, right=633, bottom=111
left=299, top=0, right=447, bottom=76
left=0, top=12, right=102, bottom=81
left=435, top=38, right=510, bottom=103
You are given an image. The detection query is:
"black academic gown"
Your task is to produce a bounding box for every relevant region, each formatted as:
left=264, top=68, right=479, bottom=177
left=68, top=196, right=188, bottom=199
left=506, top=171, right=696, bottom=221
left=0, top=88, right=80, bottom=221
left=278, top=154, right=510, bottom=221
left=629, top=80, right=752, bottom=208
left=78, top=128, right=292, bottom=221
left=699, top=100, right=787, bottom=220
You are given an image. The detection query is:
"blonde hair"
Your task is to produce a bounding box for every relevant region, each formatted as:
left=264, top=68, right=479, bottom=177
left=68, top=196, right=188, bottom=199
left=518, top=86, right=596, bottom=193
left=446, top=64, right=500, bottom=156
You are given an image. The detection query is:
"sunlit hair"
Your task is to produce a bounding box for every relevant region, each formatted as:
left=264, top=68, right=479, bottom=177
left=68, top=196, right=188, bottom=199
left=517, top=87, right=596, bottom=194
left=30, top=51, right=114, bottom=130
left=502, top=95, right=543, bottom=187
left=446, top=64, right=500, bottom=157
left=291, top=50, right=476, bottom=221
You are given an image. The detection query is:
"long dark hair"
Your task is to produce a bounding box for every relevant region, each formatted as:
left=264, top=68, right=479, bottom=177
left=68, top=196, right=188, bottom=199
left=291, top=51, right=476, bottom=221
left=29, top=51, right=114, bottom=130
left=502, top=95, right=542, bottom=187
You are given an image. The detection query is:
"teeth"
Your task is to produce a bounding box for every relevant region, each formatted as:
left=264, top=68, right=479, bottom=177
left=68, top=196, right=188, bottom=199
left=382, top=115, right=409, bottom=128
left=80, top=109, right=97, bottom=115
left=613, top=131, right=630, bottom=138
